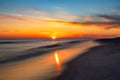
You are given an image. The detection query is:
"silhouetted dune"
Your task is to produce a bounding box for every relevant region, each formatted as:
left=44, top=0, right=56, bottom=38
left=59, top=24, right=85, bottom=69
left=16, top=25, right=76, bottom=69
left=95, top=37, right=120, bottom=44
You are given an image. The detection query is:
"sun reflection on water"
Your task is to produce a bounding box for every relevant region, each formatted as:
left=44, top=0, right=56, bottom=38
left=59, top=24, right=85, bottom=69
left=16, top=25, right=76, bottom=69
left=54, top=52, right=62, bottom=76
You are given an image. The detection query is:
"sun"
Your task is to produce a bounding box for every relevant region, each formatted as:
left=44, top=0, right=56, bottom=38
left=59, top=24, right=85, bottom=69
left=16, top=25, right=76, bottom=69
left=52, top=36, right=56, bottom=39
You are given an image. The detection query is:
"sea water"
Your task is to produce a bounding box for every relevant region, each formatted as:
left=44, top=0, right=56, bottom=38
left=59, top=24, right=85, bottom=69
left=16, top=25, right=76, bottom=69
left=0, top=39, right=86, bottom=61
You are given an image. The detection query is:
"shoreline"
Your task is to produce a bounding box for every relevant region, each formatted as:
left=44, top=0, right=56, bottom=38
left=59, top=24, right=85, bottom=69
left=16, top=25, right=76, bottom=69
left=54, top=38, right=120, bottom=80
left=0, top=40, right=100, bottom=80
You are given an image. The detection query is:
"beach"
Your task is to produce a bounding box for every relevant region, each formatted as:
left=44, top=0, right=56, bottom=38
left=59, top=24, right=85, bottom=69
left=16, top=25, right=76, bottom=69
left=54, top=38, right=120, bottom=80
left=0, top=0, right=120, bottom=80
left=0, top=39, right=99, bottom=80
left=0, top=38, right=120, bottom=80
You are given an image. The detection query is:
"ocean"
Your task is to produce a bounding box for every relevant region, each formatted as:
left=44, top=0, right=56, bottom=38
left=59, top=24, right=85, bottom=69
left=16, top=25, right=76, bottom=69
left=0, top=39, right=87, bottom=63
left=0, top=38, right=97, bottom=80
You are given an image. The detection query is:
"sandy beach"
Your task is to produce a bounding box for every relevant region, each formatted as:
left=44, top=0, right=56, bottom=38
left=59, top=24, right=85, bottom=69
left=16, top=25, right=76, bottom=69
left=0, top=0, right=120, bottom=80
left=0, top=40, right=100, bottom=80
left=0, top=38, right=120, bottom=80
left=54, top=38, right=120, bottom=80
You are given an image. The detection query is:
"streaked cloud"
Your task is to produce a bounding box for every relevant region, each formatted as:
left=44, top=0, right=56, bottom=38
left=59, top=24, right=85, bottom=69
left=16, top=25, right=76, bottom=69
left=0, top=13, right=47, bottom=23
left=84, top=16, right=94, bottom=22
left=53, top=10, right=78, bottom=21
left=0, top=14, right=26, bottom=21
left=0, top=3, right=120, bottom=39
left=25, top=8, right=48, bottom=15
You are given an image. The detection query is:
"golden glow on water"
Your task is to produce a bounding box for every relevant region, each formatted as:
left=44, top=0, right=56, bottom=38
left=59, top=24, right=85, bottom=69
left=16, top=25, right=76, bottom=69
left=54, top=52, right=61, bottom=75
left=0, top=41, right=100, bottom=80
left=55, top=52, right=60, bottom=65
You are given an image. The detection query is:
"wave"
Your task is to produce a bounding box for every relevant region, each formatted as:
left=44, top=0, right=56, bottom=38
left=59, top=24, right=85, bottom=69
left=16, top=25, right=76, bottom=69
left=0, top=41, right=28, bottom=44
left=0, top=40, right=84, bottom=64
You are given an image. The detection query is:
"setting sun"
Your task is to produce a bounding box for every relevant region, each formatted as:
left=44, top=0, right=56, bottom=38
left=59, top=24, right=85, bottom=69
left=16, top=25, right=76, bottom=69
left=1, top=0, right=120, bottom=80
left=52, top=36, right=56, bottom=39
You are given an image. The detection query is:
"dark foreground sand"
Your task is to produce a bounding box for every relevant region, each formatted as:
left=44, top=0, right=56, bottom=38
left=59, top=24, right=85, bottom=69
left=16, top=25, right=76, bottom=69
left=54, top=38, right=120, bottom=80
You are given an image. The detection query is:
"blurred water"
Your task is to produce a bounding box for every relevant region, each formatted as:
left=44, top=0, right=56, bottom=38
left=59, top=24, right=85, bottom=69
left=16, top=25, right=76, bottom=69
left=0, top=40, right=99, bottom=80
left=0, top=39, right=84, bottom=51
left=0, top=39, right=100, bottom=80
left=0, top=39, right=86, bottom=60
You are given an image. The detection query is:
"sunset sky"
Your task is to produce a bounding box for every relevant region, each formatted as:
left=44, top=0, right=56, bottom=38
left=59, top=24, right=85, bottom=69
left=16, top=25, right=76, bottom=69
left=0, top=0, right=120, bottom=39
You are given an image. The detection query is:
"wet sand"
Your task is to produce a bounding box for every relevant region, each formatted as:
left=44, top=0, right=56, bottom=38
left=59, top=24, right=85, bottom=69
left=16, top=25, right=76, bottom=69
left=0, top=41, right=99, bottom=80
left=54, top=38, right=120, bottom=80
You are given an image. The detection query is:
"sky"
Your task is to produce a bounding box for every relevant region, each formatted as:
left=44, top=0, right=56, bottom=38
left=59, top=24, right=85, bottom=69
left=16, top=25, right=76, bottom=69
left=0, top=0, right=120, bottom=39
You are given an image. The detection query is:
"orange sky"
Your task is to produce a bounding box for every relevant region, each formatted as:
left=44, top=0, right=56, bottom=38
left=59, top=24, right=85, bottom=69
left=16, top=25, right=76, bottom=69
left=0, top=0, right=120, bottom=39
left=0, top=12, right=120, bottom=39
left=0, top=18, right=120, bottom=39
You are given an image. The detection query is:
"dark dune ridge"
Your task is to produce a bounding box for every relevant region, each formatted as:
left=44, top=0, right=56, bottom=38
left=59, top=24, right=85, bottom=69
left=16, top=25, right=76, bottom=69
left=0, top=40, right=82, bottom=64
left=54, top=37, right=120, bottom=80
left=96, top=37, right=120, bottom=43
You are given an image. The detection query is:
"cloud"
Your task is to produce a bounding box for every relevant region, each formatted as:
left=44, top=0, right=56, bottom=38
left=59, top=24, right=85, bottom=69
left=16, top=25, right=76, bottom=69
left=0, top=14, right=47, bottom=23
left=83, top=14, right=120, bottom=29
left=1, top=6, right=120, bottom=30
left=47, top=7, right=120, bottom=29
left=55, top=12, right=78, bottom=21
left=98, top=14, right=120, bottom=22
left=16, top=7, right=78, bottom=22
left=74, top=13, right=120, bottom=29
left=50, top=6, right=78, bottom=21
left=47, top=16, right=120, bottom=30
left=0, top=14, right=26, bottom=21
left=22, top=7, right=77, bottom=21
left=25, top=8, right=48, bottom=15
left=92, top=7, right=120, bottom=28
left=84, top=16, right=94, bottom=22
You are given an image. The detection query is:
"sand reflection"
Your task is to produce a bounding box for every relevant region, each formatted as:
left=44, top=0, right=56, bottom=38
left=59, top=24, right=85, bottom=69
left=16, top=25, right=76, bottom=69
left=54, top=52, right=62, bottom=76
